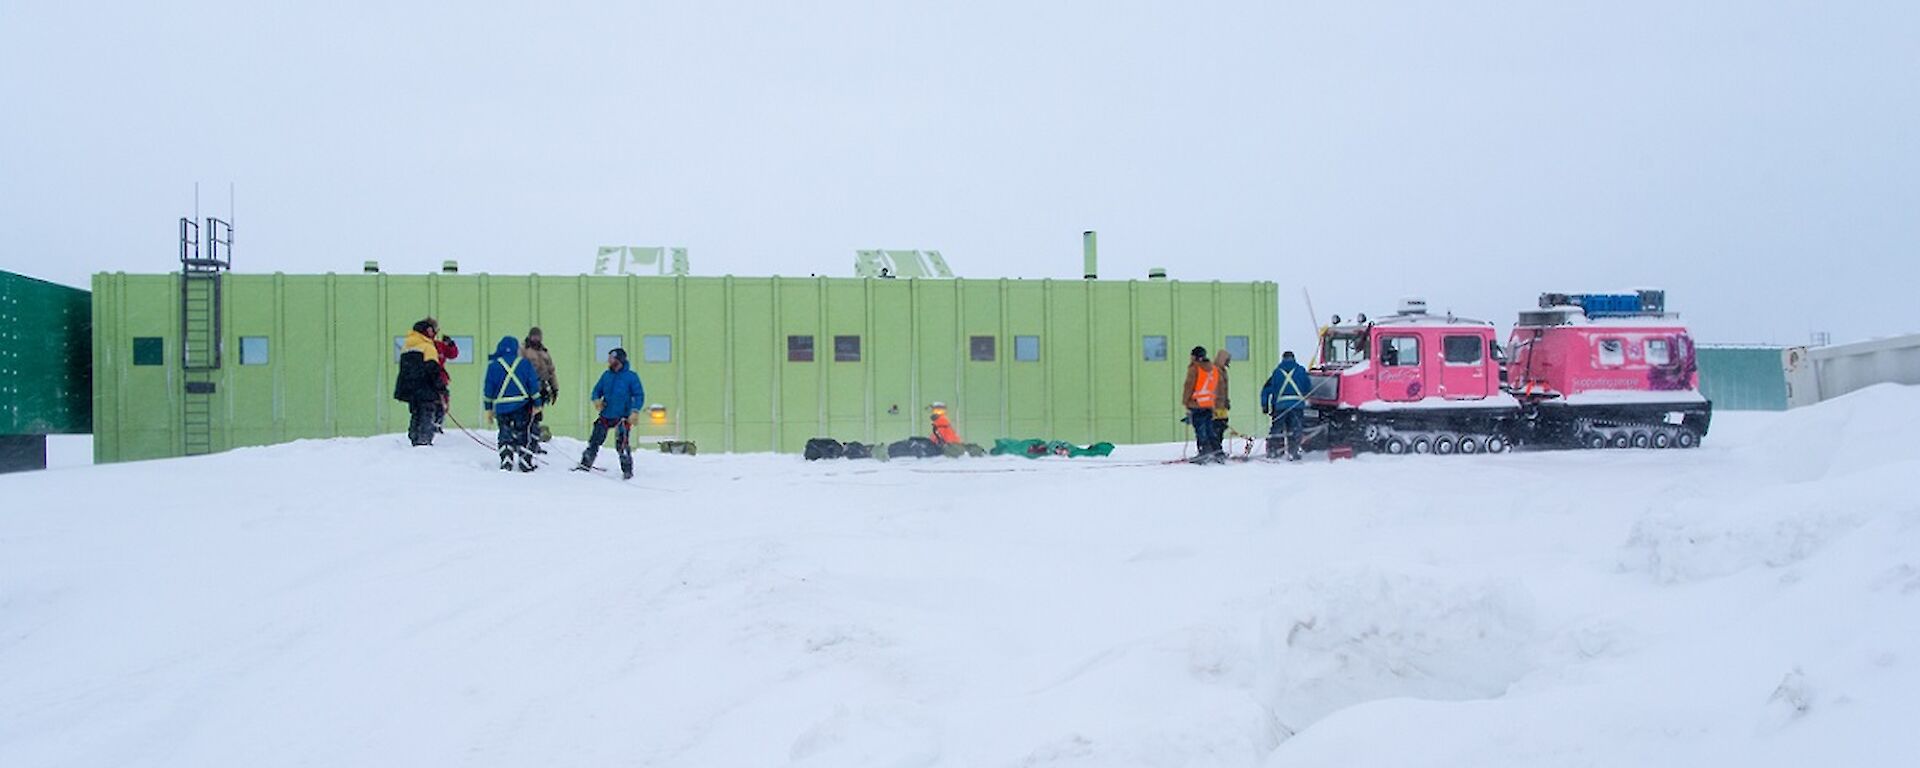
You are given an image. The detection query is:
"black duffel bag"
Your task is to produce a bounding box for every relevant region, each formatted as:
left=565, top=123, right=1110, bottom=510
left=804, top=437, right=845, bottom=460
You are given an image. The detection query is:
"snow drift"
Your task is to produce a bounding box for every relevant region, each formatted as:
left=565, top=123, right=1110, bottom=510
left=3, top=386, right=1918, bottom=766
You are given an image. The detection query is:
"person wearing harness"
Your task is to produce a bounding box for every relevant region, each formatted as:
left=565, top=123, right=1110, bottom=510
left=1182, top=346, right=1223, bottom=463
left=929, top=402, right=962, bottom=446
left=577, top=346, right=644, bottom=480
left=431, top=324, right=459, bottom=434
left=1214, top=347, right=1234, bottom=451
left=520, top=327, right=558, bottom=452
left=393, top=319, right=448, bottom=447
left=1261, top=350, right=1313, bottom=460
left=482, top=335, right=544, bottom=472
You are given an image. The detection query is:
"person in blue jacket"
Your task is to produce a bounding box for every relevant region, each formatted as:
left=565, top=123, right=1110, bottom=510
left=576, top=346, right=644, bottom=479
left=483, top=335, right=545, bottom=472
left=1260, top=350, right=1313, bottom=460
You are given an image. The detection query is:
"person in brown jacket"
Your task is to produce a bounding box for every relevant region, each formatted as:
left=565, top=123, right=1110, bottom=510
left=521, top=327, right=559, bottom=451
left=1181, top=346, right=1223, bottom=463
left=1214, top=347, right=1233, bottom=449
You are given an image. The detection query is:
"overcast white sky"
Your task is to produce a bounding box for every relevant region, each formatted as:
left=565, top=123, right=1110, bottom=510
left=4, top=1, right=1916, bottom=350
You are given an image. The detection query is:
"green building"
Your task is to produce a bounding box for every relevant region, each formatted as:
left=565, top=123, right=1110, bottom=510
left=1, top=270, right=92, bottom=473
left=90, top=268, right=1280, bottom=463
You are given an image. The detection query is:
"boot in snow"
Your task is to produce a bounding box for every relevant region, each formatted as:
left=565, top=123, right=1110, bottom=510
left=498, top=447, right=514, bottom=471
left=516, top=447, right=537, bottom=472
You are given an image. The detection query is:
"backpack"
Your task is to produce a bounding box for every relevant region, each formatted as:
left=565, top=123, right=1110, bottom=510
left=804, top=438, right=845, bottom=461
left=887, top=436, right=943, bottom=459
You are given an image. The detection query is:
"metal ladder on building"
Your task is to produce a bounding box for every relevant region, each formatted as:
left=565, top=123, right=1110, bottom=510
left=179, top=217, right=232, bottom=456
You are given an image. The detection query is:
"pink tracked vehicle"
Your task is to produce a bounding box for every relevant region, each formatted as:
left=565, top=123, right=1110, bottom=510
left=1308, top=291, right=1711, bottom=454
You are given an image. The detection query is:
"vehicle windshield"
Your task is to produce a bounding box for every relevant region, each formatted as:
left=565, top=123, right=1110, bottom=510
left=1321, top=332, right=1368, bottom=365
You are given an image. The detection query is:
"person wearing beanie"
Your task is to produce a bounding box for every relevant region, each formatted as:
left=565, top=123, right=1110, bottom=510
left=1261, top=349, right=1313, bottom=460
left=1213, top=347, right=1234, bottom=454
left=393, top=318, right=448, bottom=446
left=521, top=327, right=558, bottom=452
left=430, top=321, right=459, bottom=434
left=1180, top=346, right=1223, bottom=463
left=578, top=346, right=644, bottom=479
left=481, top=335, right=544, bottom=472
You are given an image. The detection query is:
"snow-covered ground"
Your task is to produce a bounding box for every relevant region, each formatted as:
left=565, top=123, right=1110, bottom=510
left=44, top=434, right=93, bottom=469
left=3, top=388, right=1918, bottom=767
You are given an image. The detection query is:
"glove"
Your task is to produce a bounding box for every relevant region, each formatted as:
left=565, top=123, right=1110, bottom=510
left=483, top=410, right=494, bottom=424
left=626, top=412, right=640, bottom=429
left=593, top=399, right=606, bottom=414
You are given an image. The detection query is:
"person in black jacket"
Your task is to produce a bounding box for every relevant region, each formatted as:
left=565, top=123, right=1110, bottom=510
left=394, top=319, right=448, bottom=446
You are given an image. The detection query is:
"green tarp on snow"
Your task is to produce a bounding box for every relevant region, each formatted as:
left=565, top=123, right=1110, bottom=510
left=990, top=438, right=1116, bottom=458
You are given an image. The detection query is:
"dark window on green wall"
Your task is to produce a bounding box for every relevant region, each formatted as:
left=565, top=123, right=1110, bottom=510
left=834, top=335, right=861, bottom=362
left=970, top=336, right=995, bottom=361
left=133, top=337, right=164, bottom=366
left=788, top=335, right=815, bottom=362
left=239, top=336, right=269, bottom=365
left=1015, top=335, right=1040, bottom=362
left=1142, top=335, right=1168, bottom=362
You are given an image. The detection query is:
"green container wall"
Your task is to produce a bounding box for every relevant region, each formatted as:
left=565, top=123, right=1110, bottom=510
left=1697, top=346, right=1789, bottom=411
left=90, top=273, right=1280, bottom=462
left=1, top=271, right=91, bottom=435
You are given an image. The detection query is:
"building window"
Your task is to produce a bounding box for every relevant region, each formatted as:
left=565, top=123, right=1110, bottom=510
left=643, top=334, right=672, bottom=363
left=970, top=335, right=995, bottom=362
left=1014, top=335, right=1040, bottom=362
left=1442, top=335, right=1482, bottom=365
left=446, top=336, right=474, bottom=364
left=1381, top=336, right=1419, bottom=367
left=1136, top=334, right=1167, bottom=360
left=834, top=335, right=861, bottom=362
left=595, top=335, right=624, bottom=363
left=788, top=335, right=815, bottom=362
left=1225, top=335, right=1250, bottom=363
left=239, top=336, right=269, bottom=365
left=1142, top=335, right=1168, bottom=362
left=1597, top=338, right=1625, bottom=367
left=1645, top=338, right=1671, bottom=366
left=133, top=337, right=164, bottom=366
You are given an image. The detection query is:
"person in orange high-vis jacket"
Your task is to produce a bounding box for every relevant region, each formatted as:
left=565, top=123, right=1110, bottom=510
left=929, top=402, right=962, bottom=446
left=1181, top=346, right=1223, bottom=463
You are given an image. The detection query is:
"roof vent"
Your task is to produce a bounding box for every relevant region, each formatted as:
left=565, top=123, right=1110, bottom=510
left=1399, top=297, right=1428, bottom=315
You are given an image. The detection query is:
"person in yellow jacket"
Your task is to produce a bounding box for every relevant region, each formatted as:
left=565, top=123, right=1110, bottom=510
left=1181, top=346, right=1223, bottom=463
left=392, top=319, right=448, bottom=446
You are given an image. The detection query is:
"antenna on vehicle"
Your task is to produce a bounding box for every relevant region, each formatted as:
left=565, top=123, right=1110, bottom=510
left=1302, top=287, right=1323, bottom=366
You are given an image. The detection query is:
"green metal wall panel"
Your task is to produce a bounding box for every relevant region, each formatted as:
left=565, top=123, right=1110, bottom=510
left=1, top=271, right=91, bottom=436
left=90, top=272, right=1280, bottom=461
left=1697, top=346, right=1789, bottom=411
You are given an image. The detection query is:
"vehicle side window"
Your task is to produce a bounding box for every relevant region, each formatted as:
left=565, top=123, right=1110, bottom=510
left=1381, top=336, right=1419, bottom=367
left=1442, top=335, right=1482, bottom=364
left=1596, top=338, right=1626, bottom=367
left=1645, top=338, right=1671, bottom=366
